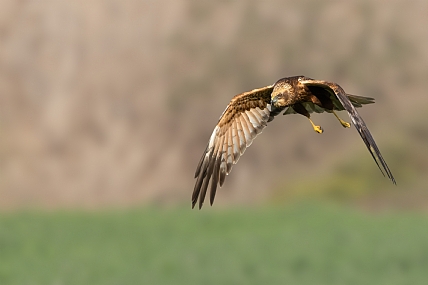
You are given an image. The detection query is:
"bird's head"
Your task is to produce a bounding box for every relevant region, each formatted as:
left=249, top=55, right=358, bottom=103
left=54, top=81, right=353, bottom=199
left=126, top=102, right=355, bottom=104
left=271, top=80, right=293, bottom=108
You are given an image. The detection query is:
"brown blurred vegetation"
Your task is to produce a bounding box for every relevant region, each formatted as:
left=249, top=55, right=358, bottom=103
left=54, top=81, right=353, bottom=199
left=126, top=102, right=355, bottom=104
left=0, top=0, right=427, bottom=210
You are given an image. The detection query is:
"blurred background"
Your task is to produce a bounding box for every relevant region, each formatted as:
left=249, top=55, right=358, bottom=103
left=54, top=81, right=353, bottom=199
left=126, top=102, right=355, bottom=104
left=1, top=0, right=428, bottom=284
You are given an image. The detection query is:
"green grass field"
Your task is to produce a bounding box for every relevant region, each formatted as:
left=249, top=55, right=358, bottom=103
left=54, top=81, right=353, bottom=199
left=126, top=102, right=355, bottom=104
left=1, top=204, right=428, bottom=285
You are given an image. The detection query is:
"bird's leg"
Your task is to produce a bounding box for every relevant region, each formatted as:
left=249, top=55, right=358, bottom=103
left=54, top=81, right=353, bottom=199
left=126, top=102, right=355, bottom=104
left=308, top=117, right=323, bottom=134
left=293, top=103, right=323, bottom=134
left=332, top=110, right=351, bottom=128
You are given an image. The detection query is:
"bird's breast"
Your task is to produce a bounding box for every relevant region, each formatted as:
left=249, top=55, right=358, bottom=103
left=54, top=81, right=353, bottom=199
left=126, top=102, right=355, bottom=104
left=268, top=104, right=286, bottom=121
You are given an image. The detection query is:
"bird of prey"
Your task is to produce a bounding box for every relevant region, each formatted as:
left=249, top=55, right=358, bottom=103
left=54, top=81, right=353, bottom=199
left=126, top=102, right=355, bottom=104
left=193, top=76, right=396, bottom=209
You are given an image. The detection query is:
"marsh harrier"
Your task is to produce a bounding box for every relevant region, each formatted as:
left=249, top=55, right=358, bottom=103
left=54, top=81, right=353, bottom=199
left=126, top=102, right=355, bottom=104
left=193, top=76, right=396, bottom=209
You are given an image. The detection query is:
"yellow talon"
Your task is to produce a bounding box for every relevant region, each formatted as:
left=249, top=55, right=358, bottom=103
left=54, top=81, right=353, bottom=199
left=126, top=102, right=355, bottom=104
left=308, top=118, right=323, bottom=134
left=313, top=125, right=323, bottom=133
left=333, top=110, right=351, bottom=128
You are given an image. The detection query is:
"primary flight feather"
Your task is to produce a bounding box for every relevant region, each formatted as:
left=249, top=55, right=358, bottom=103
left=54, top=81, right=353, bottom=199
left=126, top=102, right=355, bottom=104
left=193, top=76, right=396, bottom=209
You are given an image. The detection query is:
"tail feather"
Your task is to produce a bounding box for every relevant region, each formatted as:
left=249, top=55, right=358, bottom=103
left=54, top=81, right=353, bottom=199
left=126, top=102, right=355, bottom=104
left=347, top=94, right=375, bottom=108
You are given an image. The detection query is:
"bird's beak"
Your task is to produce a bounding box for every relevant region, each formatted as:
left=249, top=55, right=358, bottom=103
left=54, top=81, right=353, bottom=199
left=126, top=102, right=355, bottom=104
left=272, top=96, right=278, bottom=104
left=272, top=95, right=284, bottom=107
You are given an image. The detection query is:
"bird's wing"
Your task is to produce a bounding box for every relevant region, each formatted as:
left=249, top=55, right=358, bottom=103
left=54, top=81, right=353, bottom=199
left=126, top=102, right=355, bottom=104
left=299, top=79, right=396, bottom=184
left=193, top=85, right=274, bottom=209
left=283, top=94, right=375, bottom=115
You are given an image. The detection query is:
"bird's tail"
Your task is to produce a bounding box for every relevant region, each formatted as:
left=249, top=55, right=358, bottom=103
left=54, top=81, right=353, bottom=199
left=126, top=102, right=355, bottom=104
left=346, top=94, right=375, bottom=108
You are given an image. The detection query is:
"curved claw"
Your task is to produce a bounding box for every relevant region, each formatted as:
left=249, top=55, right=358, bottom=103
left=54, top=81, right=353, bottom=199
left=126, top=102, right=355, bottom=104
left=313, top=125, right=324, bottom=133
left=308, top=118, right=323, bottom=134
left=341, top=121, right=351, bottom=128
left=333, top=110, right=351, bottom=128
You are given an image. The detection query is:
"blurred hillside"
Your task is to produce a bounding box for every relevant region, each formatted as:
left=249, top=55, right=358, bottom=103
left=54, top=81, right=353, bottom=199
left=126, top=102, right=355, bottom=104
left=0, top=0, right=427, bottom=209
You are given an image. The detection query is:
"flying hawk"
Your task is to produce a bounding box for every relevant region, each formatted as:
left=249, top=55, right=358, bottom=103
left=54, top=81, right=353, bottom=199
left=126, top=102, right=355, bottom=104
left=193, top=76, right=396, bottom=209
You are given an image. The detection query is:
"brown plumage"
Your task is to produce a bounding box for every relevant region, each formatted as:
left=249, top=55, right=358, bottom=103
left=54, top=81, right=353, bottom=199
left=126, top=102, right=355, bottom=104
left=193, top=76, right=396, bottom=209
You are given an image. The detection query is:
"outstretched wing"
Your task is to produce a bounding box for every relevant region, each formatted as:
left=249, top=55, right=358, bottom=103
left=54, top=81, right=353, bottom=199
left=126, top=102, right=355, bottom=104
left=193, top=85, right=274, bottom=209
left=299, top=78, right=396, bottom=184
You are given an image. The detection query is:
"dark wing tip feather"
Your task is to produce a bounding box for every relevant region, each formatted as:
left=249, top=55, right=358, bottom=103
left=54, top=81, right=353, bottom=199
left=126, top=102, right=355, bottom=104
left=335, top=85, right=396, bottom=184
left=352, top=115, right=396, bottom=184
left=353, top=115, right=396, bottom=183
left=209, top=156, right=221, bottom=206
